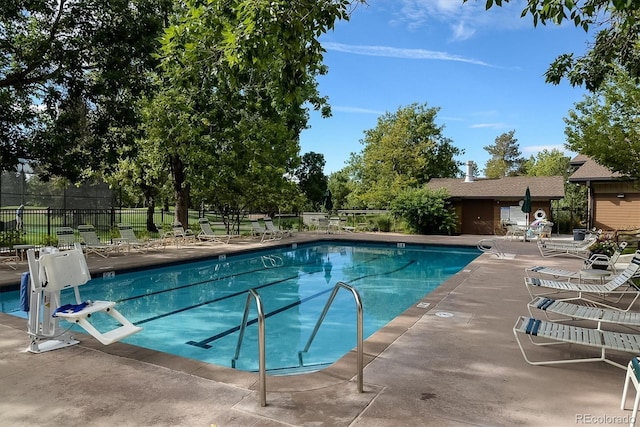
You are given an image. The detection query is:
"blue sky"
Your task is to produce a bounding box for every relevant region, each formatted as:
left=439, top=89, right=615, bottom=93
left=299, top=0, right=593, bottom=176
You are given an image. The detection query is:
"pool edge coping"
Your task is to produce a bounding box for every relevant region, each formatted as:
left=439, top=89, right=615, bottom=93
left=0, top=234, right=484, bottom=393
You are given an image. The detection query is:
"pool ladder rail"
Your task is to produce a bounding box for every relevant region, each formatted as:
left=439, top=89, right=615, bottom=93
left=231, top=281, right=364, bottom=407
left=477, top=238, right=508, bottom=259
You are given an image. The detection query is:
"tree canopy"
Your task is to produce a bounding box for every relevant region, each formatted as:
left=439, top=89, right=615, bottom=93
left=522, top=148, right=569, bottom=177
left=564, top=68, right=640, bottom=180
left=0, top=0, right=170, bottom=177
left=483, top=130, right=524, bottom=177
left=468, top=0, right=640, bottom=90
left=294, top=152, right=328, bottom=211
left=347, top=103, right=463, bottom=209
left=144, top=0, right=362, bottom=225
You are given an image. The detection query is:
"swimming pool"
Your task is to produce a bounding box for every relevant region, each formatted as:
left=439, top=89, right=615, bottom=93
left=0, top=241, right=479, bottom=374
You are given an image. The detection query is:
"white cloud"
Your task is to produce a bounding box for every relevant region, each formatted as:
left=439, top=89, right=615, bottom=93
left=324, top=42, right=494, bottom=67
left=470, top=122, right=510, bottom=129
left=333, top=106, right=385, bottom=115
left=393, top=0, right=528, bottom=39
left=522, top=144, right=566, bottom=154
left=450, top=21, right=475, bottom=41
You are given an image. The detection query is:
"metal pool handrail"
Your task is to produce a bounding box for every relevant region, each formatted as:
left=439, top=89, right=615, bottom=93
left=298, top=281, right=364, bottom=393
left=232, top=288, right=266, bottom=407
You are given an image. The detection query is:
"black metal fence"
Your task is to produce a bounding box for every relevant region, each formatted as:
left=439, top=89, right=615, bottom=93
left=0, top=208, right=175, bottom=246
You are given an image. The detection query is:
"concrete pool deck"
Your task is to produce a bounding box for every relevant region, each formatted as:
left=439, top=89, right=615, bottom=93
left=0, top=232, right=636, bottom=426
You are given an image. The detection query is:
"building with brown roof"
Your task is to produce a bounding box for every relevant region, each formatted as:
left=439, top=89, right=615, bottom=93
left=426, top=166, right=565, bottom=235
left=568, top=155, right=640, bottom=231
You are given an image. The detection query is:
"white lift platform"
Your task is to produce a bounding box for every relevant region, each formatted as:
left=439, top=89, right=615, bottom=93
left=26, top=244, right=142, bottom=353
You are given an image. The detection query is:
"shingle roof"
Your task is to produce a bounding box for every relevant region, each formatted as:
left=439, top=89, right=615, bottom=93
left=426, top=176, right=565, bottom=200
left=568, top=156, right=624, bottom=182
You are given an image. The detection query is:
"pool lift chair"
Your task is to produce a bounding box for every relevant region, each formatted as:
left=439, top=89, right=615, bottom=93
left=25, top=244, right=142, bottom=353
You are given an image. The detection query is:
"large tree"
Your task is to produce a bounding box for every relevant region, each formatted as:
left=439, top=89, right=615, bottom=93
left=483, top=130, right=524, bottom=178
left=564, top=69, right=640, bottom=180
left=468, top=0, right=640, bottom=91
left=348, top=103, right=463, bottom=209
left=294, top=152, right=328, bottom=211
left=147, top=0, right=362, bottom=226
left=0, top=0, right=170, bottom=177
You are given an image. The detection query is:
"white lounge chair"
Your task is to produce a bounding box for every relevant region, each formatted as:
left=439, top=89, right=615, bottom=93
left=77, top=225, right=118, bottom=258
left=528, top=296, right=640, bottom=327
left=524, top=251, right=640, bottom=310
left=513, top=315, right=640, bottom=369
left=1, top=248, right=19, bottom=270
left=537, top=235, right=598, bottom=259
left=526, top=242, right=628, bottom=281
left=26, top=245, right=141, bottom=351
left=197, top=218, right=231, bottom=244
left=251, top=219, right=275, bottom=243
left=116, top=223, right=160, bottom=252
left=316, top=218, right=330, bottom=234
left=476, top=239, right=515, bottom=260
left=621, top=357, right=640, bottom=427
left=56, top=226, right=76, bottom=250
left=615, top=253, right=640, bottom=278
left=504, top=223, right=526, bottom=241
left=263, top=217, right=286, bottom=239
left=163, top=222, right=196, bottom=246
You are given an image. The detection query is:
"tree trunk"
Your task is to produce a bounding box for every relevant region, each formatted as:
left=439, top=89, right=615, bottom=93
left=146, top=198, right=158, bottom=233
left=170, top=154, right=190, bottom=227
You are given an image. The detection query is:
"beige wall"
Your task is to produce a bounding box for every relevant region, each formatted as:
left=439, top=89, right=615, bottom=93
left=591, top=182, right=639, bottom=231
left=593, top=194, right=640, bottom=231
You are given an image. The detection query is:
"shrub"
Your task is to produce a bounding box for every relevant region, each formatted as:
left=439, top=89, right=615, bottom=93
left=390, top=187, right=457, bottom=235
left=373, top=215, right=391, bottom=232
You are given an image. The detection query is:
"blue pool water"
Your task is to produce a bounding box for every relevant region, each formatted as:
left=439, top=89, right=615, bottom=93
left=0, top=241, right=479, bottom=374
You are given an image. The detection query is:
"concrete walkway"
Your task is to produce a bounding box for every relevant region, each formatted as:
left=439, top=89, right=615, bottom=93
left=0, top=233, right=635, bottom=426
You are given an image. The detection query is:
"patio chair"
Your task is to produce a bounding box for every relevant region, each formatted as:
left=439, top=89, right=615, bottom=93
left=524, top=251, right=640, bottom=310
left=116, top=223, right=160, bottom=253
left=77, top=225, right=118, bottom=258
left=163, top=222, right=196, bottom=246
left=513, top=315, right=640, bottom=369
left=197, top=218, right=231, bottom=244
left=537, top=235, right=598, bottom=259
left=56, top=226, right=77, bottom=250
left=26, top=244, right=141, bottom=349
left=504, top=223, right=526, bottom=241
left=316, top=218, right=330, bottom=234
left=621, top=357, right=640, bottom=427
left=615, top=252, right=640, bottom=278
left=526, top=242, right=628, bottom=281
left=527, top=296, right=640, bottom=327
left=476, top=238, right=515, bottom=260
left=263, top=217, right=286, bottom=239
left=1, top=248, right=19, bottom=270
left=251, top=219, right=276, bottom=243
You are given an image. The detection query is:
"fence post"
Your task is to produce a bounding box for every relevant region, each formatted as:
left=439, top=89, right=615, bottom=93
left=47, top=207, right=51, bottom=240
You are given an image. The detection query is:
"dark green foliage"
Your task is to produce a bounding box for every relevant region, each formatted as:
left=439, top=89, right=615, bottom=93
left=1, top=0, right=171, bottom=178
left=295, top=152, right=328, bottom=210
left=390, top=187, right=457, bottom=235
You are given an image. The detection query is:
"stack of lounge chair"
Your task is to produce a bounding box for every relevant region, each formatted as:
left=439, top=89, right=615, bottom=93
left=163, top=222, right=196, bottom=246
left=514, top=249, right=640, bottom=370
left=536, top=235, right=599, bottom=259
